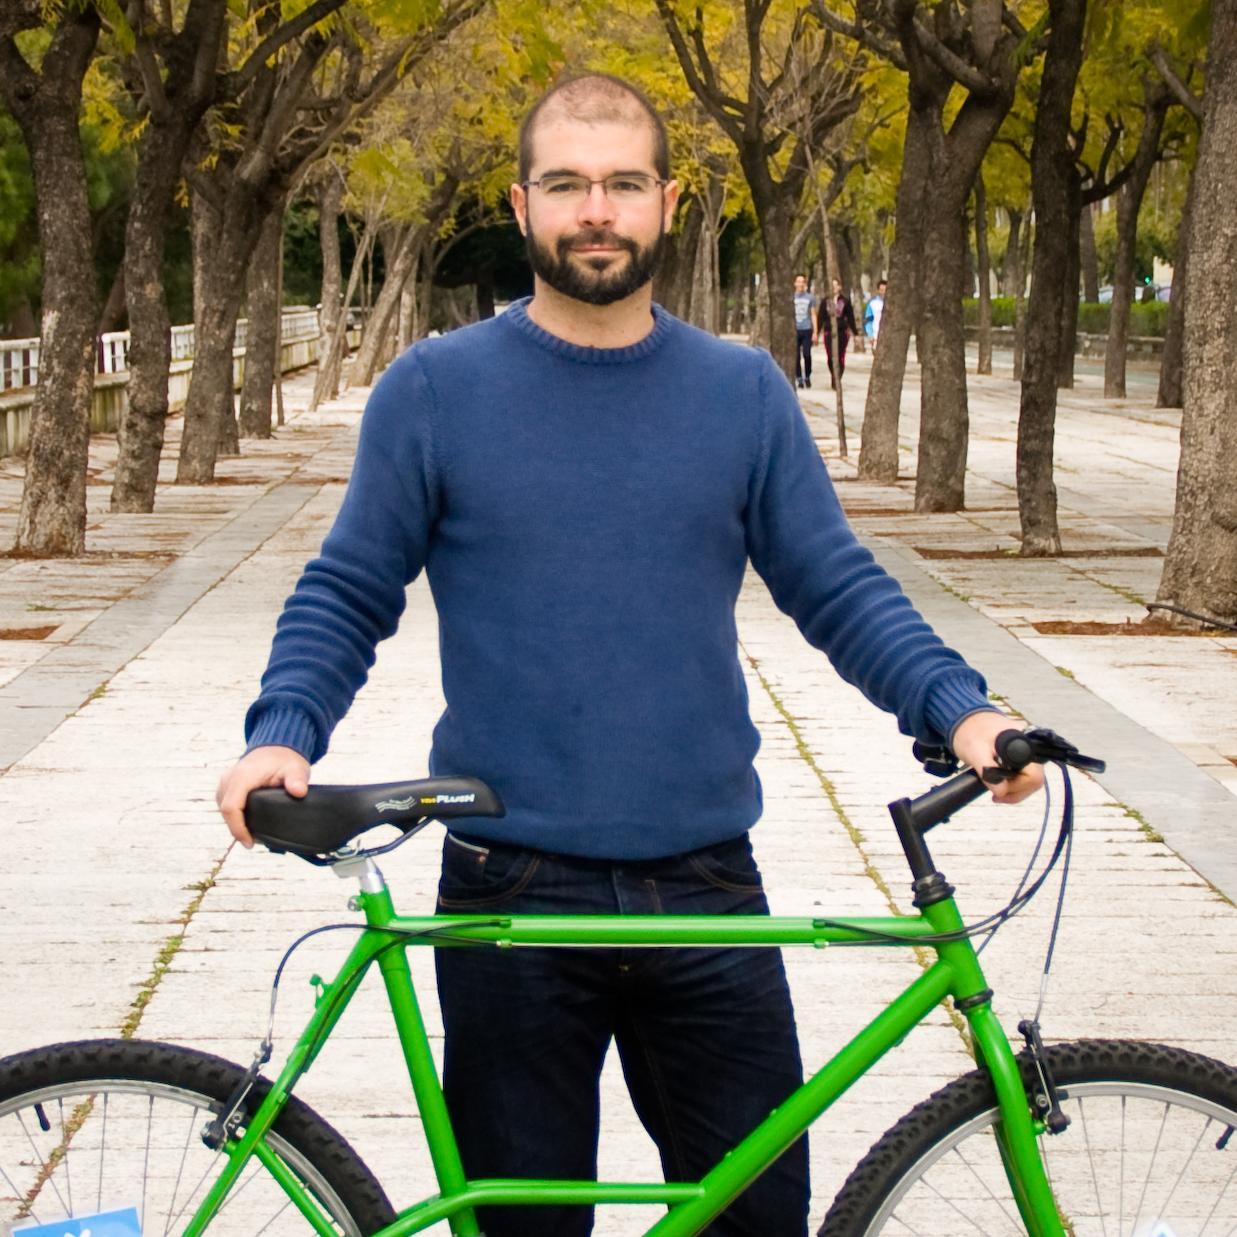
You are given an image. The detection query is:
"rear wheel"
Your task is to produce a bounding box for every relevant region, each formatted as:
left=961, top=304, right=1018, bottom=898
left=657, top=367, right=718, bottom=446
left=819, top=1038, right=1237, bottom=1236
left=0, top=1039, right=396, bottom=1234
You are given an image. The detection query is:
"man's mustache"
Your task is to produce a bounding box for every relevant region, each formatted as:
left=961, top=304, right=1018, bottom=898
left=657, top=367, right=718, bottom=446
left=556, top=230, right=639, bottom=256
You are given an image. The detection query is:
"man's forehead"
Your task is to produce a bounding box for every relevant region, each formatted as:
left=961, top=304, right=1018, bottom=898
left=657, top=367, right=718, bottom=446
left=527, top=108, right=658, bottom=170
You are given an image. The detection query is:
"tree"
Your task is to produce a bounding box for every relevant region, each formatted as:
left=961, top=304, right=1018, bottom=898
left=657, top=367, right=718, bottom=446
left=175, top=0, right=486, bottom=485
left=1156, top=0, right=1237, bottom=626
left=655, top=0, right=862, bottom=379
left=0, top=1, right=102, bottom=556
left=1017, top=0, right=1089, bottom=557
left=819, top=0, right=1024, bottom=507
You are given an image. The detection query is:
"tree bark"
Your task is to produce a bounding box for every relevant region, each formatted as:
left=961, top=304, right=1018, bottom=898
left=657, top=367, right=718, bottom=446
left=238, top=203, right=285, bottom=438
left=1157, top=0, right=1237, bottom=624
left=1056, top=181, right=1082, bottom=388
left=1104, top=86, right=1170, bottom=398
left=0, top=6, right=101, bottom=556
left=1013, top=207, right=1032, bottom=378
left=1079, top=201, right=1100, bottom=302
left=1157, top=160, right=1195, bottom=408
left=860, top=108, right=931, bottom=482
left=1018, top=0, right=1088, bottom=556
left=1001, top=208, right=1023, bottom=295
left=975, top=173, right=993, bottom=375
left=350, top=226, right=418, bottom=387
left=110, top=0, right=226, bottom=513
left=178, top=190, right=262, bottom=481
left=315, top=174, right=344, bottom=403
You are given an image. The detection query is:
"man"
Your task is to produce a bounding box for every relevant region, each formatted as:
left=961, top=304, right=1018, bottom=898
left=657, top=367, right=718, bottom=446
left=864, top=278, right=887, bottom=350
left=792, top=273, right=817, bottom=388
left=217, top=73, right=1040, bottom=1237
left=820, top=276, right=858, bottom=387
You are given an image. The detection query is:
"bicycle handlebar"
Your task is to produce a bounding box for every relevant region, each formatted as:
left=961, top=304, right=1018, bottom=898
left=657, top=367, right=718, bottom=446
left=890, top=728, right=1105, bottom=886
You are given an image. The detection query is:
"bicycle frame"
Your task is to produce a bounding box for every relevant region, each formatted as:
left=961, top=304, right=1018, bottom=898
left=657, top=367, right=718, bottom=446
left=182, top=859, right=1068, bottom=1237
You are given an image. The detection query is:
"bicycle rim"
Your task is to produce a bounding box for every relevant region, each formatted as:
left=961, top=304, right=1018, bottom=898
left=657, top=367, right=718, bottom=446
left=862, top=1079, right=1237, bottom=1235
left=0, top=1079, right=362, bottom=1235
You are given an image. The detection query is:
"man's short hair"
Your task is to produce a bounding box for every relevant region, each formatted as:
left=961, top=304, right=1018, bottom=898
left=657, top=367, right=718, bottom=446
left=518, top=73, right=671, bottom=182
left=878, top=279, right=888, bottom=290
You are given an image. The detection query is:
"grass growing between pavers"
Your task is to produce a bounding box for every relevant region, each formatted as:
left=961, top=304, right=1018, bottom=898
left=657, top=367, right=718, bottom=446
left=118, top=859, right=226, bottom=1039
left=742, top=645, right=973, bottom=1046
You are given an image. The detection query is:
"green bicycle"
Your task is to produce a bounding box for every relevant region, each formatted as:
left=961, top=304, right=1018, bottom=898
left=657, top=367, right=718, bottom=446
left=1, top=728, right=1234, bottom=1235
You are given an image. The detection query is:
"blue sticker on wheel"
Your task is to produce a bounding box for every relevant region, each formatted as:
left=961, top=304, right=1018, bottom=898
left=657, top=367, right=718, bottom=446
left=14, top=1206, right=142, bottom=1237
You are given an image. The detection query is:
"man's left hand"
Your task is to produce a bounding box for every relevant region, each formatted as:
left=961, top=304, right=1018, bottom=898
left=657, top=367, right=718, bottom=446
left=950, top=712, right=1045, bottom=805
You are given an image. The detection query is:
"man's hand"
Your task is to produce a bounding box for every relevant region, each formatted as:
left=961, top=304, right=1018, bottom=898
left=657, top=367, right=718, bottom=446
left=216, top=745, right=310, bottom=848
left=950, top=712, right=1045, bottom=805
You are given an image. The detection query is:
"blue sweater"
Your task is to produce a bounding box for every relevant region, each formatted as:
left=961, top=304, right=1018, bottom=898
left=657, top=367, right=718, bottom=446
left=246, top=300, right=993, bottom=858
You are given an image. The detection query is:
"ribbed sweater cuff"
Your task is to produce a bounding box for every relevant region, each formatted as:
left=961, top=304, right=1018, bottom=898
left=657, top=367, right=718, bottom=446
left=923, top=676, right=1002, bottom=749
left=245, top=709, right=319, bottom=762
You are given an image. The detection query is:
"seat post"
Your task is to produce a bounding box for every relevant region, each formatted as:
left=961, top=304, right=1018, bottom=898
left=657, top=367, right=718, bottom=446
left=331, top=852, right=387, bottom=894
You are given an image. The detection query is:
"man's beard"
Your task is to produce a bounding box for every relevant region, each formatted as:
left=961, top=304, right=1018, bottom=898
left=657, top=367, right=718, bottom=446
left=525, top=220, right=665, bottom=306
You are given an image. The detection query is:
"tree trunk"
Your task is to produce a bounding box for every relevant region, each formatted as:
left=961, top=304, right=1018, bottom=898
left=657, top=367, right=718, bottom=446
left=1001, top=208, right=1023, bottom=295
left=178, top=198, right=260, bottom=482
left=1104, top=90, right=1169, bottom=398
left=914, top=89, right=1015, bottom=512
left=0, top=8, right=101, bottom=556
left=1018, top=0, right=1088, bottom=556
left=860, top=107, right=931, bottom=482
left=975, top=173, right=993, bottom=375
left=1157, top=161, right=1194, bottom=408
left=238, top=204, right=284, bottom=438
left=745, top=163, right=797, bottom=378
left=1056, top=179, right=1082, bottom=388
left=112, top=128, right=180, bottom=511
left=1157, top=0, right=1237, bottom=624
left=350, top=226, right=419, bottom=387
left=659, top=193, right=704, bottom=320
left=1013, top=208, right=1032, bottom=378
left=1079, top=201, right=1100, bottom=302
left=316, top=175, right=344, bottom=402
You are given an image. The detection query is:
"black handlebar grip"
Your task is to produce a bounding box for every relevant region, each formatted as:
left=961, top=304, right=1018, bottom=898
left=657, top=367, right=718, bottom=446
left=995, top=729, right=1035, bottom=772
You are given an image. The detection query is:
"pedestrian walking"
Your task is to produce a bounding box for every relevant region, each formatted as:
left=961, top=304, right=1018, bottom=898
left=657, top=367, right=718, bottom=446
left=792, top=273, right=818, bottom=388
left=864, top=278, right=887, bottom=350
left=217, top=71, right=1043, bottom=1237
left=820, top=277, right=858, bottom=386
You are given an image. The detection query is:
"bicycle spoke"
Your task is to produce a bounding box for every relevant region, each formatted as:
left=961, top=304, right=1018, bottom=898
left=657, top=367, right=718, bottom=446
left=58, top=1098, right=73, bottom=1218
left=1119, top=1095, right=1125, bottom=1237
left=1197, top=1154, right=1237, bottom=1235
left=1129, top=1100, right=1171, bottom=1234
left=143, top=1092, right=153, bottom=1230
left=161, top=1102, right=200, bottom=1237
left=0, top=1153, right=43, bottom=1226
left=16, top=1109, right=71, bottom=1215
left=1150, top=1115, right=1212, bottom=1227
left=921, top=1170, right=1004, bottom=1234
left=251, top=1197, right=296, bottom=1236
left=96, top=1089, right=107, bottom=1211
left=1077, top=1097, right=1109, bottom=1237
left=952, top=1136, right=1023, bottom=1232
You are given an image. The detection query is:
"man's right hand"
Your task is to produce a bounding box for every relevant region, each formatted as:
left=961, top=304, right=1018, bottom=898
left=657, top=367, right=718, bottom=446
left=216, top=745, right=310, bottom=848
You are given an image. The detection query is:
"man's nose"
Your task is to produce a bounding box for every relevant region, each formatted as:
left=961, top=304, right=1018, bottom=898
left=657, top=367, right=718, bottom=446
left=576, top=182, right=616, bottom=227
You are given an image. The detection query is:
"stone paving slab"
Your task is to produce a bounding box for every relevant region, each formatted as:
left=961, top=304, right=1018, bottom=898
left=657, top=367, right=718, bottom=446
left=0, top=354, right=1235, bottom=1233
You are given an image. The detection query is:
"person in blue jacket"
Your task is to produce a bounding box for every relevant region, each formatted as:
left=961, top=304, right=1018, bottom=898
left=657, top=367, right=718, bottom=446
left=217, top=72, right=1041, bottom=1237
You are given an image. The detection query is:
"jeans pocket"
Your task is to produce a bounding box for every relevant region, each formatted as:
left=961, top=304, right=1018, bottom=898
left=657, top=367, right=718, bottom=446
left=437, top=833, right=542, bottom=909
left=685, top=834, right=764, bottom=894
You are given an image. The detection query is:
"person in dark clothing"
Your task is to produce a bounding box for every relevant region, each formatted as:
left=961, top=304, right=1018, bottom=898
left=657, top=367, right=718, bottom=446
left=819, top=277, right=858, bottom=386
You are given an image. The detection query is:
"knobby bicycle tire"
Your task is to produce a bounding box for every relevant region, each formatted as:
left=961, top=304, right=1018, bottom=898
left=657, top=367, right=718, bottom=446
left=0, top=1038, right=397, bottom=1235
left=819, top=1038, right=1237, bottom=1237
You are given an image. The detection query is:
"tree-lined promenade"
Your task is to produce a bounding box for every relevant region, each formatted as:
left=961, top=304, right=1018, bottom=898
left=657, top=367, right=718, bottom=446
left=1, top=0, right=1234, bottom=630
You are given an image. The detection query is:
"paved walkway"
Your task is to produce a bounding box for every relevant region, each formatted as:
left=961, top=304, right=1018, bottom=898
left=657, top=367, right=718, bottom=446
left=0, top=346, right=1233, bottom=1231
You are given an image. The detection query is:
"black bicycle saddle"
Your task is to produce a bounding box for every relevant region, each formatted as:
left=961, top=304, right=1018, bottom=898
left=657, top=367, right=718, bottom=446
left=245, top=776, right=504, bottom=861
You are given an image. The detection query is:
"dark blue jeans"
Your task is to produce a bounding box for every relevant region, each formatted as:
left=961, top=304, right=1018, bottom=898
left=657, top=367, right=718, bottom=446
left=435, top=832, right=809, bottom=1237
left=795, top=328, right=813, bottom=382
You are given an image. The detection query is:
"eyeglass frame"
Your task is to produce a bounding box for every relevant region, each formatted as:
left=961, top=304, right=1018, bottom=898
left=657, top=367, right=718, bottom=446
left=519, top=173, right=671, bottom=202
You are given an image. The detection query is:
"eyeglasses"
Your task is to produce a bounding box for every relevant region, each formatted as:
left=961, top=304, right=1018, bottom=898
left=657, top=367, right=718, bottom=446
left=522, top=173, right=668, bottom=203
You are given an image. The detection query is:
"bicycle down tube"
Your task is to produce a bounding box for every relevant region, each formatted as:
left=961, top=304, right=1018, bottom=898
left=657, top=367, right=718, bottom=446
left=182, top=878, right=1068, bottom=1237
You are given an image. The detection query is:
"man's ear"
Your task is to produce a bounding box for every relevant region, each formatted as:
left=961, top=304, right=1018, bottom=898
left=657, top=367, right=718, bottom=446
left=661, top=178, right=681, bottom=233
left=510, top=182, right=528, bottom=236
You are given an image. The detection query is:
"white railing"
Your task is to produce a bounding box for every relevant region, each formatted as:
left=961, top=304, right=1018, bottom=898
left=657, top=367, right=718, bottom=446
left=2, top=307, right=325, bottom=394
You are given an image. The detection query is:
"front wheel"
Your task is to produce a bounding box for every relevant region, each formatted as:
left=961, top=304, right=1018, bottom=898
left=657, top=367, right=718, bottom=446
left=820, top=1038, right=1237, bottom=1236
left=0, top=1039, right=396, bottom=1234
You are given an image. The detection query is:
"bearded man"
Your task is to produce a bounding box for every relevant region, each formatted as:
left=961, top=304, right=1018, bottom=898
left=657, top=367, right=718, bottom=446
left=217, top=72, right=1039, bottom=1237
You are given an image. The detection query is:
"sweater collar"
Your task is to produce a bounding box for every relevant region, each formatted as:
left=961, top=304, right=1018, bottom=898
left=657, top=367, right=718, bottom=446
left=501, top=296, right=674, bottom=364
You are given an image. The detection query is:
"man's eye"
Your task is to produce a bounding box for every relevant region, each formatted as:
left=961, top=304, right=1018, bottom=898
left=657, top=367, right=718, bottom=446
left=608, top=178, right=648, bottom=194
left=544, top=179, right=583, bottom=194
